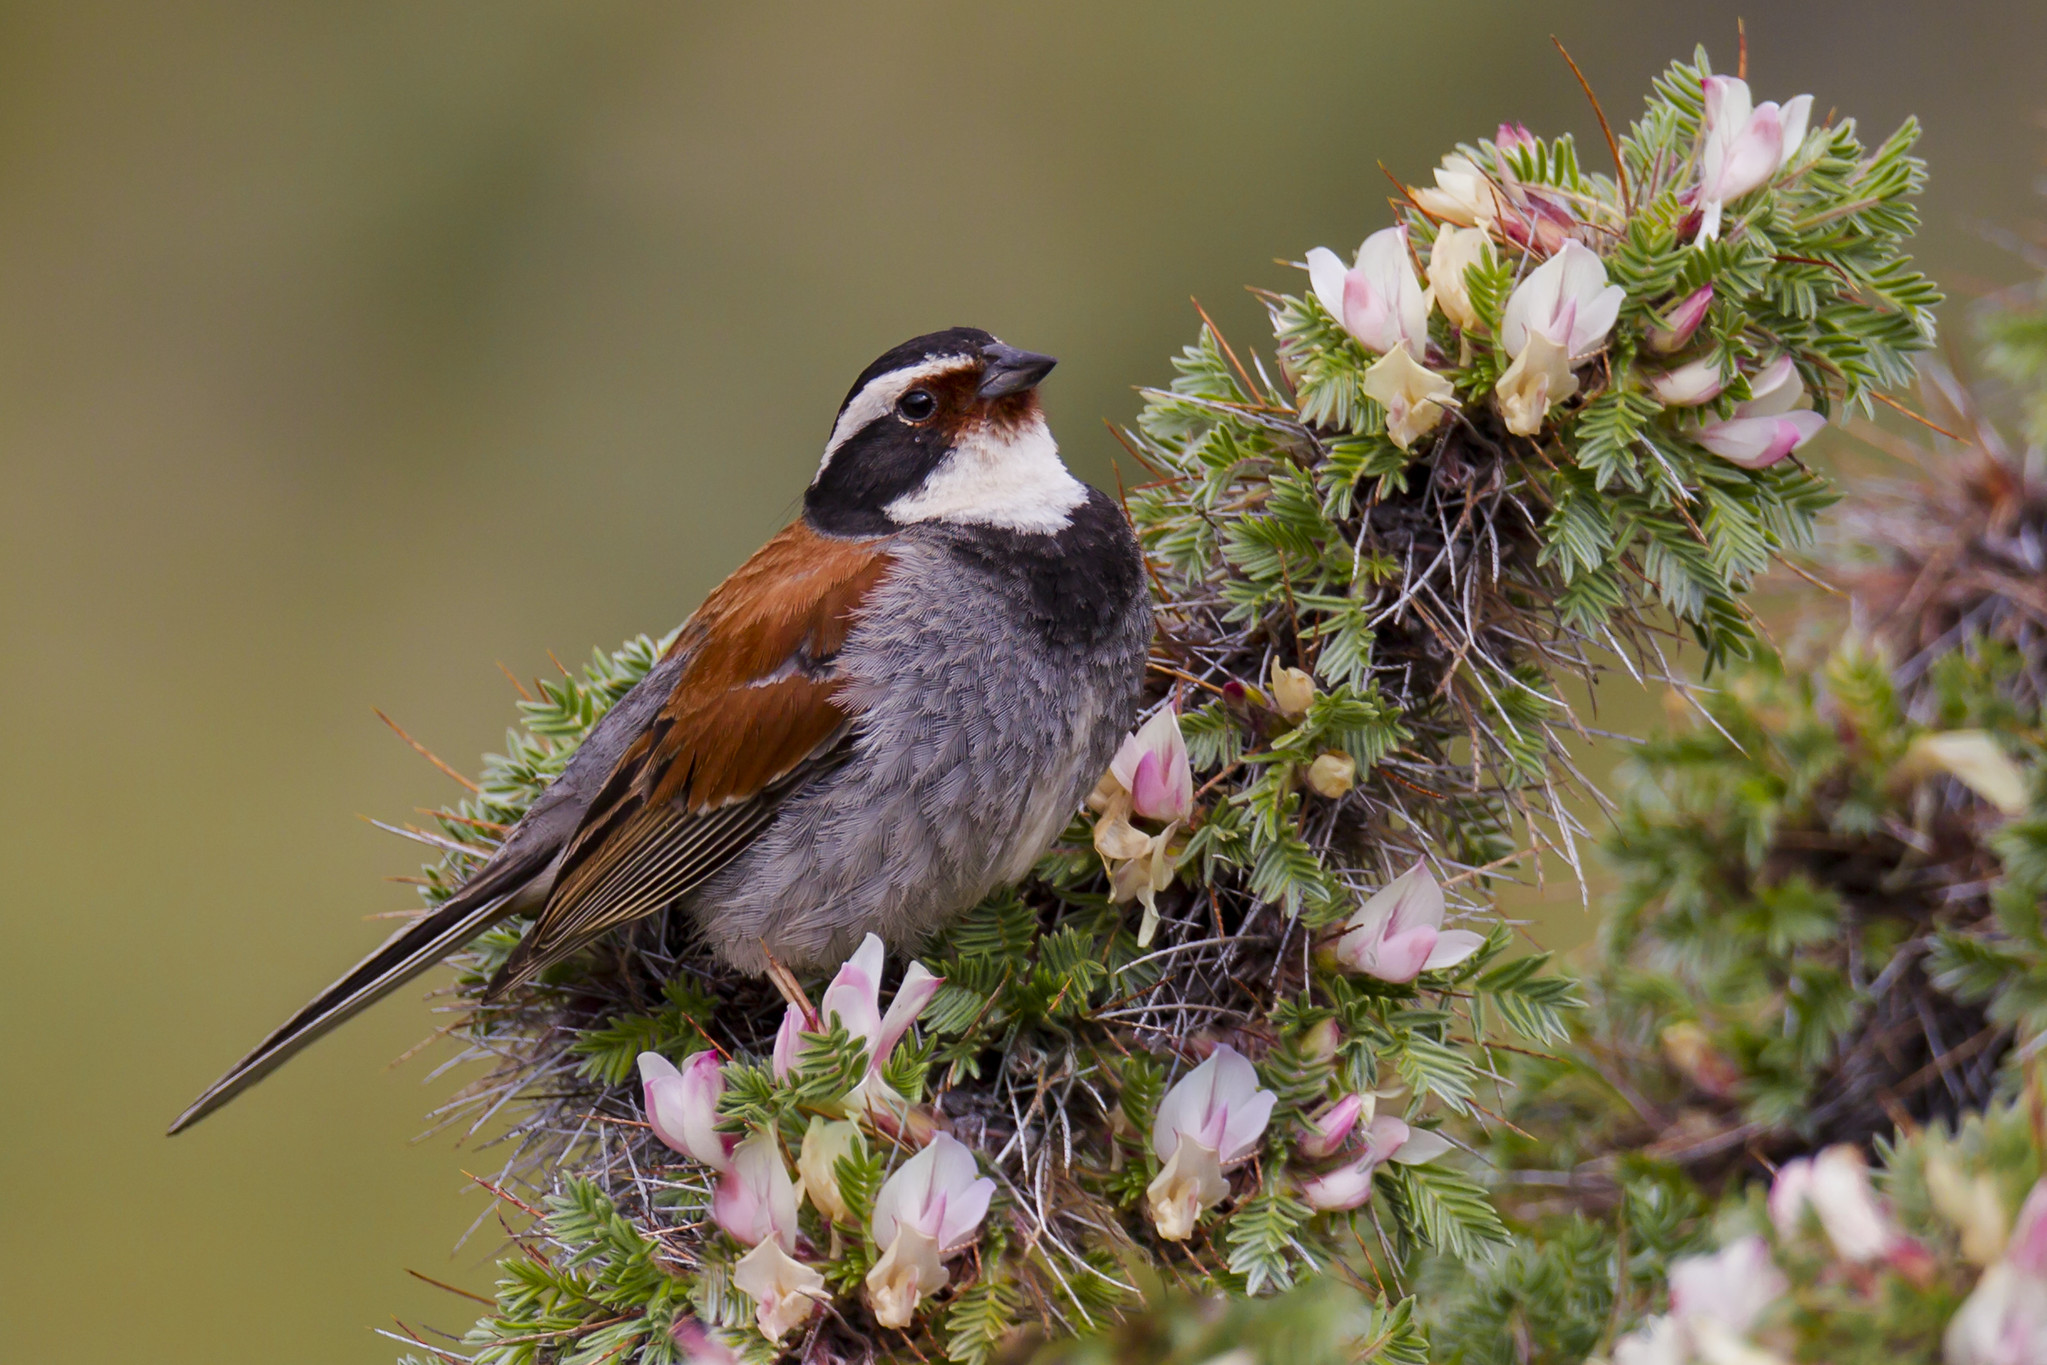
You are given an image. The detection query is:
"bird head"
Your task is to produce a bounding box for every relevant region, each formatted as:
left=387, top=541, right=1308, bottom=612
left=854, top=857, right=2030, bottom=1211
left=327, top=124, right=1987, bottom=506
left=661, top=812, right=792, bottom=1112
left=805, top=327, right=1082, bottom=538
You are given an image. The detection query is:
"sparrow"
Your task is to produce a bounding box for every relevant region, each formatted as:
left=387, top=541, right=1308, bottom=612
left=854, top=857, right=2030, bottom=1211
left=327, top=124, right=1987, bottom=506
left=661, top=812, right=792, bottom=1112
left=170, top=327, right=1153, bottom=1134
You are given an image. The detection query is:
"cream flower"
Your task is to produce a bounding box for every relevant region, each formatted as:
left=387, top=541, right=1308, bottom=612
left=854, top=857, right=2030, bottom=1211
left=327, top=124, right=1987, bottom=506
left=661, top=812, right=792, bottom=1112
left=1425, top=225, right=1495, bottom=332
left=797, top=1117, right=864, bottom=1226
left=1905, top=731, right=2031, bottom=816
left=1494, top=328, right=1576, bottom=437
left=1362, top=345, right=1457, bottom=450
left=732, top=1240, right=826, bottom=1344
left=1412, top=154, right=1503, bottom=230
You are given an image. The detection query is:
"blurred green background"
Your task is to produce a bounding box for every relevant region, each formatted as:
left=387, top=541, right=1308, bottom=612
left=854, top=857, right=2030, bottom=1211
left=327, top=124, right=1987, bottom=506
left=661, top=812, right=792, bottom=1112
left=2, top=2, right=2041, bottom=1359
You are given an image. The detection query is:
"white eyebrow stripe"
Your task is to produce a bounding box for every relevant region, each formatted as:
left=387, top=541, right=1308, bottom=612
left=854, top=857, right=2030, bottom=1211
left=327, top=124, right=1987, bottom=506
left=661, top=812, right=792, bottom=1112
left=815, top=355, right=977, bottom=478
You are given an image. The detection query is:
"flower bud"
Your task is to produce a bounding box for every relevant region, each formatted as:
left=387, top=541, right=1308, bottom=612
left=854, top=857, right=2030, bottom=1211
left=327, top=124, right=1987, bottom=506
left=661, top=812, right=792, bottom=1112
left=1270, top=663, right=1316, bottom=719
left=797, top=1117, right=864, bottom=1226
left=1306, top=752, right=1357, bottom=798
left=1645, top=284, right=1713, bottom=353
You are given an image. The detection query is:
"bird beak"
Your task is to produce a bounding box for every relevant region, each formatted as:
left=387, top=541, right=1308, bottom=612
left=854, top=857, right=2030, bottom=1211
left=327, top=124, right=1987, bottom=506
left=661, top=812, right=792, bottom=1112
left=977, top=343, right=1058, bottom=399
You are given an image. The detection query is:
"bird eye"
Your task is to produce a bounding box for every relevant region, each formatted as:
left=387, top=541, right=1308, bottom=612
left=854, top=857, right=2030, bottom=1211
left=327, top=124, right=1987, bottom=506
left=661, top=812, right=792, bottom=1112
left=896, top=389, right=937, bottom=423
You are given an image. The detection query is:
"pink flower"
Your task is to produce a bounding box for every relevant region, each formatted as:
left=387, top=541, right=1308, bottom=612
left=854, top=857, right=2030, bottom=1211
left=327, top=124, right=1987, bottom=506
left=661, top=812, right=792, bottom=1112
left=1697, top=75, right=1813, bottom=241
left=1946, top=1181, right=2047, bottom=1365
left=1495, top=121, right=1538, bottom=153
left=1297, top=1115, right=1452, bottom=1211
left=771, top=1003, right=803, bottom=1081
left=1297, top=1093, right=1366, bottom=1161
left=1770, top=1145, right=1904, bottom=1264
left=1695, top=356, right=1826, bottom=468
left=1649, top=356, right=1726, bottom=407
left=1646, top=284, right=1714, bottom=353
left=802, top=933, right=944, bottom=1112
left=713, top=1129, right=801, bottom=1251
left=638, top=1050, right=733, bottom=1171
left=1333, top=861, right=1485, bottom=983
left=864, top=1133, right=996, bottom=1328
left=1307, top=226, right=1431, bottom=359
left=1110, top=706, right=1195, bottom=823
left=1146, top=1044, right=1277, bottom=1239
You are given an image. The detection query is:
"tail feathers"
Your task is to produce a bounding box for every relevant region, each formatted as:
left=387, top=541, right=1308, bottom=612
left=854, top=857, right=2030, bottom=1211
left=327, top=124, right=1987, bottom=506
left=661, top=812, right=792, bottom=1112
left=167, top=885, right=523, bottom=1136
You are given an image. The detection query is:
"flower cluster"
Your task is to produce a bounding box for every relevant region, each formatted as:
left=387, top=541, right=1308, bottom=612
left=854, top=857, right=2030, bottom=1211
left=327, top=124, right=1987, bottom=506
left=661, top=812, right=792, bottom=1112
left=636, top=935, right=991, bottom=1344
left=1301, top=67, right=1855, bottom=478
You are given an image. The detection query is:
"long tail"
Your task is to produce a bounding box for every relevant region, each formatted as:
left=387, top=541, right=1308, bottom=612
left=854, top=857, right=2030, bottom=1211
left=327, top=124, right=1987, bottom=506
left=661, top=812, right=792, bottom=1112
left=167, top=875, right=531, bottom=1135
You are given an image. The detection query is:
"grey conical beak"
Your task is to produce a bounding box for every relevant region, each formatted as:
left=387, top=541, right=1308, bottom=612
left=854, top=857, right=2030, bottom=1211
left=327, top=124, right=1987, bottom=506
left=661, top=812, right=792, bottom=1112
left=977, top=342, right=1058, bottom=399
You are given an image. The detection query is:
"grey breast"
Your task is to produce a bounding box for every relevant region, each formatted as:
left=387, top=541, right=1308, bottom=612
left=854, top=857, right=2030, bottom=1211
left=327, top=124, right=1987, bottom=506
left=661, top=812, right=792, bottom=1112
left=690, top=515, right=1152, bottom=974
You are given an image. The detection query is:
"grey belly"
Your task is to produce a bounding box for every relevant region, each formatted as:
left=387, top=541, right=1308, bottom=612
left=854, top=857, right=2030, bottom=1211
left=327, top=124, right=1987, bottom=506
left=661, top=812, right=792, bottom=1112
left=686, top=546, right=1145, bottom=974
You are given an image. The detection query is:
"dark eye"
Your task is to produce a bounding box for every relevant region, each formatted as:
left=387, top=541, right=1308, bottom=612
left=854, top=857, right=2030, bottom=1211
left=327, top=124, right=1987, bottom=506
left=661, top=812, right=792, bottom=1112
left=896, top=389, right=937, bottom=423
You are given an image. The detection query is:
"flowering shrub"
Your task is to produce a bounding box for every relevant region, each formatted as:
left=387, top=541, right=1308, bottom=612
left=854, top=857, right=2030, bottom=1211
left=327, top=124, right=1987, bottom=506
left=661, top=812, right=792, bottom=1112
left=382, top=45, right=1941, bottom=1365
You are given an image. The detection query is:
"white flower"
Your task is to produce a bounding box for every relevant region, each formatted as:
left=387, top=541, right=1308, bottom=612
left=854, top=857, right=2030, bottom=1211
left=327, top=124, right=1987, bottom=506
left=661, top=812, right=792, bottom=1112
left=1945, top=1183, right=2047, bottom=1365
left=1307, top=226, right=1431, bottom=358
left=1694, top=356, right=1826, bottom=469
left=1697, top=75, right=1813, bottom=241
left=638, top=1049, right=733, bottom=1170
left=1110, top=705, right=1195, bottom=823
left=1412, top=154, right=1504, bottom=230
left=1362, top=345, right=1457, bottom=450
left=1669, top=1236, right=1787, bottom=1340
left=1500, top=241, right=1625, bottom=362
left=1333, top=861, right=1485, bottom=983
left=863, top=1133, right=996, bottom=1328
left=812, top=933, right=944, bottom=1116
left=1493, top=242, right=1623, bottom=434
left=797, top=1117, right=864, bottom=1226
left=1146, top=1044, right=1277, bottom=1239
left=732, top=1240, right=827, bottom=1345
left=1649, top=356, right=1727, bottom=408
left=1297, top=1114, right=1452, bottom=1211
left=1426, top=225, right=1495, bottom=332
left=1769, top=1145, right=1903, bottom=1263
left=713, top=1129, right=802, bottom=1251
left=1614, top=1238, right=1789, bottom=1365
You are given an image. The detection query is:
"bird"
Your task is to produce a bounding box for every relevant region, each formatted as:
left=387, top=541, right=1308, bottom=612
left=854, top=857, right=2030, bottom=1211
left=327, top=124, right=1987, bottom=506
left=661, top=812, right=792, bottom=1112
left=169, top=327, right=1154, bottom=1135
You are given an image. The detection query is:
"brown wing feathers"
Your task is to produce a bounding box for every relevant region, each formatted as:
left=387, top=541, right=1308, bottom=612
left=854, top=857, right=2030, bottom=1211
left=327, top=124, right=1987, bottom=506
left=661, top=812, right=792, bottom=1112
left=484, top=523, right=894, bottom=997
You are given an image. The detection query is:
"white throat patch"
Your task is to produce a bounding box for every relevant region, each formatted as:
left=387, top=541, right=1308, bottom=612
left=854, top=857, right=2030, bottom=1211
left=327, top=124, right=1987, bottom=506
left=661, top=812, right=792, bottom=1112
left=884, top=414, right=1087, bottom=533
left=815, top=355, right=974, bottom=479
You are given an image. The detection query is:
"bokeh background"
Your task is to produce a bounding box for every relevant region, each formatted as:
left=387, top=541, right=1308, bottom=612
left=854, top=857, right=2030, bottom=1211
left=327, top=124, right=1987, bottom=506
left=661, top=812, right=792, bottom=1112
left=3, top=2, right=2042, bottom=1359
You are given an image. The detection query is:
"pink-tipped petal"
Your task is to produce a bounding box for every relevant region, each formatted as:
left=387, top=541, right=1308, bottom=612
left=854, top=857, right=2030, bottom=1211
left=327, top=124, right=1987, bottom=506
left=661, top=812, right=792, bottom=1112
left=1390, top=1127, right=1454, bottom=1165
left=872, top=961, right=945, bottom=1070
left=819, top=935, right=887, bottom=1043
left=1299, top=1160, right=1377, bottom=1211
left=772, top=1003, right=804, bottom=1080
left=1695, top=411, right=1825, bottom=468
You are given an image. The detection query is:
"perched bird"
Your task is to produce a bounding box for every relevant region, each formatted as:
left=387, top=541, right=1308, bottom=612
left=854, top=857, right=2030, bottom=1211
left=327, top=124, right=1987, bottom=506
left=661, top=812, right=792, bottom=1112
left=169, top=328, right=1153, bottom=1135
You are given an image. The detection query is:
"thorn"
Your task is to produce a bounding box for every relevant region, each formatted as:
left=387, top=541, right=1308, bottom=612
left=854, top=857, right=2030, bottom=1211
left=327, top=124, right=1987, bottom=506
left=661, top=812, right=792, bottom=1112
left=406, top=1268, right=495, bottom=1305
left=373, top=709, right=481, bottom=793
left=1552, top=36, right=1631, bottom=215
left=546, top=649, right=574, bottom=680
left=1737, top=18, right=1748, bottom=81
left=462, top=1169, right=546, bottom=1219
left=496, top=660, right=535, bottom=702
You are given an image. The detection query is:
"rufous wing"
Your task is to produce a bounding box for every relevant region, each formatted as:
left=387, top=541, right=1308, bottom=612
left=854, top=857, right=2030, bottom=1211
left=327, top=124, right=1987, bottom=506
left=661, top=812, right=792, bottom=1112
left=484, top=522, right=896, bottom=997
